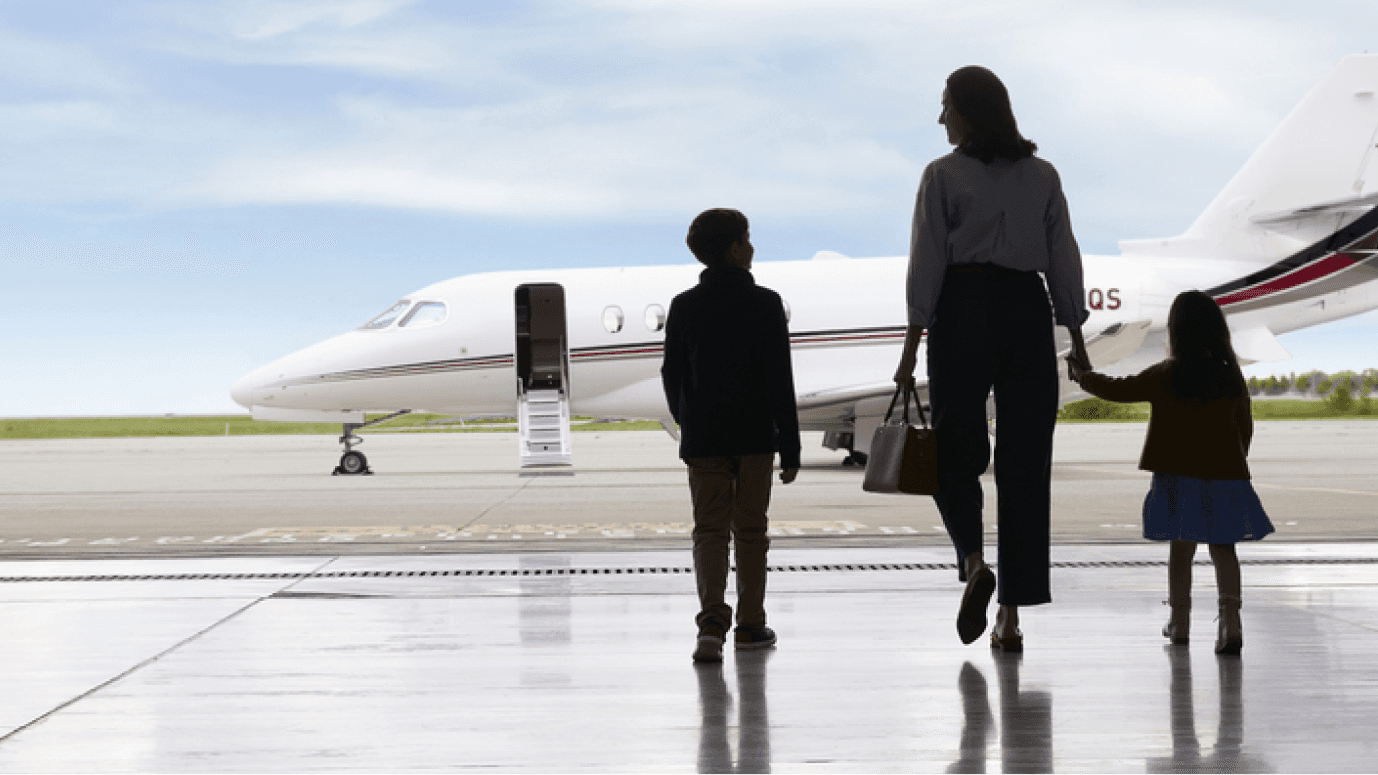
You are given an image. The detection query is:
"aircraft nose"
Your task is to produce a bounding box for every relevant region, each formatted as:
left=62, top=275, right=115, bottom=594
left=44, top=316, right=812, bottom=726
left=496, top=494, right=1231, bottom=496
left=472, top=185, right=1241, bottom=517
left=230, top=373, right=257, bottom=410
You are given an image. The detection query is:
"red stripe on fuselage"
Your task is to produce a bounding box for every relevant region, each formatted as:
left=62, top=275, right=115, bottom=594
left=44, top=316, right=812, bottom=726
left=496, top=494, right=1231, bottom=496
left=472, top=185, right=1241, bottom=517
left=1216, top=253, right=1359, bottom=306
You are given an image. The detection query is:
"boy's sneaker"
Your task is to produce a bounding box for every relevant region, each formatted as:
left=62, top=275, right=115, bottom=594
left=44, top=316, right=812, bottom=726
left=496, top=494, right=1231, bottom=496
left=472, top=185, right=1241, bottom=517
left=734, top=625, right=777, bottom=650
left=693, top=632, right=725, bottom=662
left=693, top=617, right=728, bottom=663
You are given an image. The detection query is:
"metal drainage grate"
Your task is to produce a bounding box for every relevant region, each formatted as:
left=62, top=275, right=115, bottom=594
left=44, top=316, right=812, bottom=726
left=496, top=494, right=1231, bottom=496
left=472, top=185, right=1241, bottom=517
left=0, top=556, right=1375, bottom=584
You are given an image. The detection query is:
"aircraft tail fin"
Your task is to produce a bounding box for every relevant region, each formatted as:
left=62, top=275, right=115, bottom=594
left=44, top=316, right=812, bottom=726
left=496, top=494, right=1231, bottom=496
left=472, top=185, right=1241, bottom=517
left=1121, top=54, right=1378, bottom=262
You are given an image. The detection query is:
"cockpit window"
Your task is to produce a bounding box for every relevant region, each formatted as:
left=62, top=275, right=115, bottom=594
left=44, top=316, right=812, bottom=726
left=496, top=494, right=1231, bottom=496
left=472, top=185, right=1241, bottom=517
left=360, top=300, right=410, bottom=330
left=400, top=301, right=447, bottom=328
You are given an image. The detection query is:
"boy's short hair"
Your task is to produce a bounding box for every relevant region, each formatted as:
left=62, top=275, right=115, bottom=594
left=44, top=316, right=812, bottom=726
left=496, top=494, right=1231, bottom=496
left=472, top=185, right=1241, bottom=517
left=686, top=208, right=749, bottom=267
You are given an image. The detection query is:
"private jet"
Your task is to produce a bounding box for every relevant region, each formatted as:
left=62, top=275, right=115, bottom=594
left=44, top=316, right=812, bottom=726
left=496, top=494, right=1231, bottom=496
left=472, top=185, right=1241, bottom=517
left=231, top=55, right=1378, bottom=475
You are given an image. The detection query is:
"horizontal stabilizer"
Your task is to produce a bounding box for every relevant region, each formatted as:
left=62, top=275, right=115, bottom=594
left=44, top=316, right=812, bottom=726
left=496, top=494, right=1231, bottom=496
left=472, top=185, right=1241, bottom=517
left=1228, top=325, right=1292, bottom=364
left=1250, top=193, right=1378, bottom=243
left=252, top=406, right=366, bottom=423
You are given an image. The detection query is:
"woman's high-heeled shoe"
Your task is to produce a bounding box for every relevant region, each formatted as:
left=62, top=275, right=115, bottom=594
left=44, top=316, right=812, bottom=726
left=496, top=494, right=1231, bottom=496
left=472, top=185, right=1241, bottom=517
left=1162, top=598, right=1190, bottom=645
left=989, top=608, right=1023, bottom=652
left=957, top=565, right=996, bottom=645
left=990, top=628, right=1023, bottom=652
left=1215, top=595, right=1242, bottom=655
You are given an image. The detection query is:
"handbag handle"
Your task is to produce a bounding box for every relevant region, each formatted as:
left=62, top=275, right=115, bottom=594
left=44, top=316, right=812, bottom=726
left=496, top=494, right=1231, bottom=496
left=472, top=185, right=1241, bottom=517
left=882, top=380, right=930, bottom=428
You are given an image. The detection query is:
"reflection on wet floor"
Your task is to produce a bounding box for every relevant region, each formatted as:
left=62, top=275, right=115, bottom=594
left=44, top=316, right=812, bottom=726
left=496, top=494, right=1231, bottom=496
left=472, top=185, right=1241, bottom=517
left=1146, top=648, right=1276, bottom=774
left=0, top=546, right=1375, bottom=771
left=696, top=651, right=772, bottom=774
left=949, top=658, right=1053, bottom=773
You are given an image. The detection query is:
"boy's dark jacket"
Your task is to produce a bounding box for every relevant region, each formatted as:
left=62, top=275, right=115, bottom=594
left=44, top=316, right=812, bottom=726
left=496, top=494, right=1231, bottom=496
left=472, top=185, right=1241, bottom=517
left=661, top=266, right=802, bottom=469
left=1079, top=360, right=1252, bottom=480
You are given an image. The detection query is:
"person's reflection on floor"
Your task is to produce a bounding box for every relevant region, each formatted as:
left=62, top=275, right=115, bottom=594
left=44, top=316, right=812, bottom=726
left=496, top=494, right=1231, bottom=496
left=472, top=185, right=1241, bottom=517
left=949, top=662, right=994, bottom=773
left=948, top=657, right=1051, bottom=772
left=695, top=651, right=772, bottom=774
left=1147, top=647, right=1201, bottom=772
left=1147, top=648, right=1275, bottom=773
left=993, top=653, right=1053, bottom=773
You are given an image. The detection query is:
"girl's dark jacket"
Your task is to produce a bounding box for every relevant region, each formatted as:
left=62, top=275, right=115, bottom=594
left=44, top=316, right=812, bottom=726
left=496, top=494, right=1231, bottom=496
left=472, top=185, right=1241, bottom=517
left=1079, top=360, right=1252, bottom=480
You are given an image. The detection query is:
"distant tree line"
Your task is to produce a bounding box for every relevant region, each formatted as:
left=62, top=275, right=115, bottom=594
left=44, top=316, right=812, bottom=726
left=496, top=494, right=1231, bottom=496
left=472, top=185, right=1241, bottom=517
left=1060, top=368, right=1378, bottom=421
left=1246, top=369, right=1378, bottom=416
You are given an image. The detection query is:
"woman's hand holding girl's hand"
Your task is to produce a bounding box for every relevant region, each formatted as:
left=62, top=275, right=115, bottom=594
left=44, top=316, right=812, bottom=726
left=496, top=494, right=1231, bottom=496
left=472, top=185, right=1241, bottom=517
left=1065, top=326, right=1092, bottom=382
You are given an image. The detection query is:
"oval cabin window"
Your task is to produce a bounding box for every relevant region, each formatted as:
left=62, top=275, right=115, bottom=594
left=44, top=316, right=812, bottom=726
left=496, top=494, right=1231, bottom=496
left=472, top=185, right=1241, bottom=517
left=644, top=304, right=666, bottom=332
left=602, top=305, right=624, bottom=334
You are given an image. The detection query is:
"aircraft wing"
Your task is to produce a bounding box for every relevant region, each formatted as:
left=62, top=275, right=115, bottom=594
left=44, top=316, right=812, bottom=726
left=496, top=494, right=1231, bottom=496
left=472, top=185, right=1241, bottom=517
left=795, top=380, right=905, bottom=431
left=1059, top=319, right=1154, bottom=400
left=797, top=381, right=906, bottom=413
left=1077, top=319, right=1155, bottom=369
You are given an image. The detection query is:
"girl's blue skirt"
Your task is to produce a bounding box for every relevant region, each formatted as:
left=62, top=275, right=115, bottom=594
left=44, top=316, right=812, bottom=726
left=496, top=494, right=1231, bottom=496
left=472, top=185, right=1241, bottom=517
left=1142, top=473, right=1275, bottom=543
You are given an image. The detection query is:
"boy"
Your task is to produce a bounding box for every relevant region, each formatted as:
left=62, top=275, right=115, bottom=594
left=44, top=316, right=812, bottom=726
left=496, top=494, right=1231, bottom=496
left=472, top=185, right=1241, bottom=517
left=661, top=208, right=801, bottom=663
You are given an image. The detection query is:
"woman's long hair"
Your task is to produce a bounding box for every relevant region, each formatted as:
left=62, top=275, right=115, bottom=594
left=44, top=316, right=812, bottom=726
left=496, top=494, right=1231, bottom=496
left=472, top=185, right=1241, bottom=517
left=946, top=66, right=1037, bottom=163
left=1167, top=290, right=1247, bottom=400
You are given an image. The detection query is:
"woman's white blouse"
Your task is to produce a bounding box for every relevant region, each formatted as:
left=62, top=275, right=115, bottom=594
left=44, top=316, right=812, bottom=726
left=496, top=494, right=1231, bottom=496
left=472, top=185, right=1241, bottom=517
left=906, top=151, right=1089, bottom=329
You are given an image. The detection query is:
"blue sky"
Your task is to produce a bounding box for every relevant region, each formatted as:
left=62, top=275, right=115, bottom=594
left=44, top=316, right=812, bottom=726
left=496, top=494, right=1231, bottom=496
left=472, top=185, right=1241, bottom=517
left=1, top=0, right=1375, bottom=416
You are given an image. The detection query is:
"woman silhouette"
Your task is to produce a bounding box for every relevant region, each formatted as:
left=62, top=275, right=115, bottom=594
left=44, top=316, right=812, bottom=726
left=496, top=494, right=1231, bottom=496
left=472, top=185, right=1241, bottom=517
left=893, top=66, right=1091, bottom=650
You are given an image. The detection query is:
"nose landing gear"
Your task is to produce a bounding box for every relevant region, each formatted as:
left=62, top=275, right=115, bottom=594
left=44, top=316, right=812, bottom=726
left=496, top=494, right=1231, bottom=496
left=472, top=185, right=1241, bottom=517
left=334, top=429, right=371, bottom=476
left=331, top=410, right=411, bottom=475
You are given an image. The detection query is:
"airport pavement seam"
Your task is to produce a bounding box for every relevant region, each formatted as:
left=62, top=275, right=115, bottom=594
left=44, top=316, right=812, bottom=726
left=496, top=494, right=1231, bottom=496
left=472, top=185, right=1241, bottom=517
left=0, top=556, right=339, bottom=744
left=455, top=474, right=539, bottom=533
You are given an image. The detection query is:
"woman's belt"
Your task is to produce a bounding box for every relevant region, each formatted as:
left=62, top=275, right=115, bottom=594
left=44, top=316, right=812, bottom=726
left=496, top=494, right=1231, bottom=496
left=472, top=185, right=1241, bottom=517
left=946, top=262, right=1033, bottom=276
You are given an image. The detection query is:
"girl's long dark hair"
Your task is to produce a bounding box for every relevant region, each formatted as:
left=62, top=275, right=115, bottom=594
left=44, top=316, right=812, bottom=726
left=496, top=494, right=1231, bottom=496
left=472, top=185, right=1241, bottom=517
left=946, top=66, right=1037, bottom=163
left=1168, top=291, right=1247, bottom=400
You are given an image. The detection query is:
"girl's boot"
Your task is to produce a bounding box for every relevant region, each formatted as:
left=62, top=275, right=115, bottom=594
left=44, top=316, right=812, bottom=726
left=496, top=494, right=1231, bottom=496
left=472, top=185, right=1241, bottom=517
left=1163, top=596, right=1191, bottom=644
left=1215, top=595, right=1242, bottom=655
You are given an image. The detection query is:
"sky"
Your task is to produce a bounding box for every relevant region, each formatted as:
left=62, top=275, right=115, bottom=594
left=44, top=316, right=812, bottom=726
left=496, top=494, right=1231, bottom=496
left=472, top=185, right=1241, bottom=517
left=1, top=0, right=1375, bottom=417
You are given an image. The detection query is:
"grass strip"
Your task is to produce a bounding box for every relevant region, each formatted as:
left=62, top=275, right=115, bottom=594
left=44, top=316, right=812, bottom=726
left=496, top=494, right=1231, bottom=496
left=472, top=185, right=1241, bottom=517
left=5, top=398, right=1375, bottom=440
left=1058, top=397, right=1378, bottom=423
left=0, top=413, right=663, bottom=439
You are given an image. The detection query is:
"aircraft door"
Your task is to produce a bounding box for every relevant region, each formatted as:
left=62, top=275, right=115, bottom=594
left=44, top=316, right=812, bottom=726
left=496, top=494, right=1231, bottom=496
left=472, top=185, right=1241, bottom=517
left=515, top=284, right=573, bottom=466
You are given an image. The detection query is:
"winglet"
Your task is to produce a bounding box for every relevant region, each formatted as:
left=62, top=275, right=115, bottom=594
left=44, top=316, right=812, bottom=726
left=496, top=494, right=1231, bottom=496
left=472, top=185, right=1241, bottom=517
left=659, top=418, right=680, bottom=441
left=1229, top=325, right=1292, bottom=364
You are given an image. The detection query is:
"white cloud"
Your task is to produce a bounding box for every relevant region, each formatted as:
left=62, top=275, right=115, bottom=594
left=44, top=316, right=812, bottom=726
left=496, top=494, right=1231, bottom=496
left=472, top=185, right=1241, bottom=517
left=0, top=101, right=122, bottom=140
left=231, top=0, right=416, bottom=40
left=0, top=26, right=132, bottom=95
left=0, top=228, right=247, bottom=276
left=0, top=0, right=1372, bottom=237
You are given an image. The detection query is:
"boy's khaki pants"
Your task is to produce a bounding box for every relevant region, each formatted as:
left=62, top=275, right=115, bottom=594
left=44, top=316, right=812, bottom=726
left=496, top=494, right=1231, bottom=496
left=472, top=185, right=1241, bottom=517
left=686, top=454, right=774, bottom=632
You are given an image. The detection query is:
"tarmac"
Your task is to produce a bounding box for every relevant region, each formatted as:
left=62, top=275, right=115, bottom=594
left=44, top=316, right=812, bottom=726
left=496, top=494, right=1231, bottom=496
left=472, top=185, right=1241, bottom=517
left=0, top=422, right=1376, bottom=771
left=1, top=422, right=1376, bottom=556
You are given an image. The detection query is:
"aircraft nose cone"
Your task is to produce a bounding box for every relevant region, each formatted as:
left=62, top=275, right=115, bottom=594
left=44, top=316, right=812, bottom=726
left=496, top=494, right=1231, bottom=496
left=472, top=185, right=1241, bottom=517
left=230, top=373, right=257, bottom=410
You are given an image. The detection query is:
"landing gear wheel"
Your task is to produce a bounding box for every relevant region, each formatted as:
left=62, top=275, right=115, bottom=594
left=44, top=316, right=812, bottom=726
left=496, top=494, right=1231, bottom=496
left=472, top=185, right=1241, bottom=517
left=842, top=450, right=868, bottom=467
left=334, top=450, right=371, bottom=476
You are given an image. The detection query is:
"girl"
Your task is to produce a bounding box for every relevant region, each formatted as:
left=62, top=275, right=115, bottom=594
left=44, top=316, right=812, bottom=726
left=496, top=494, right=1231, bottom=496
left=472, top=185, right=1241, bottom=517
left=1068, top=291, right=1273, bottom=654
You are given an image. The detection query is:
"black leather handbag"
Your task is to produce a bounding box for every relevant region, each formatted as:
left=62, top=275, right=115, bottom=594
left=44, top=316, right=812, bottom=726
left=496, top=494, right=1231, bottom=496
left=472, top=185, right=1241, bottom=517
left=862, top=381, right=939, bottom=495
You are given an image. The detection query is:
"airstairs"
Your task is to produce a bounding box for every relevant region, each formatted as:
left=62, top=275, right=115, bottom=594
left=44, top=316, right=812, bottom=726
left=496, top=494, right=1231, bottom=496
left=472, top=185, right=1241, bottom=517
left=515, top=283, right=573, bottom=468
left=518, top=387, right=572, bottom=466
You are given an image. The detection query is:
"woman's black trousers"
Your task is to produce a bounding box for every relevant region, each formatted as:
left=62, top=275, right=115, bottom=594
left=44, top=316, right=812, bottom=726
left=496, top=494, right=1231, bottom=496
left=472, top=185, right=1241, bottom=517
left=926, top=264, right=1058, bottom=606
